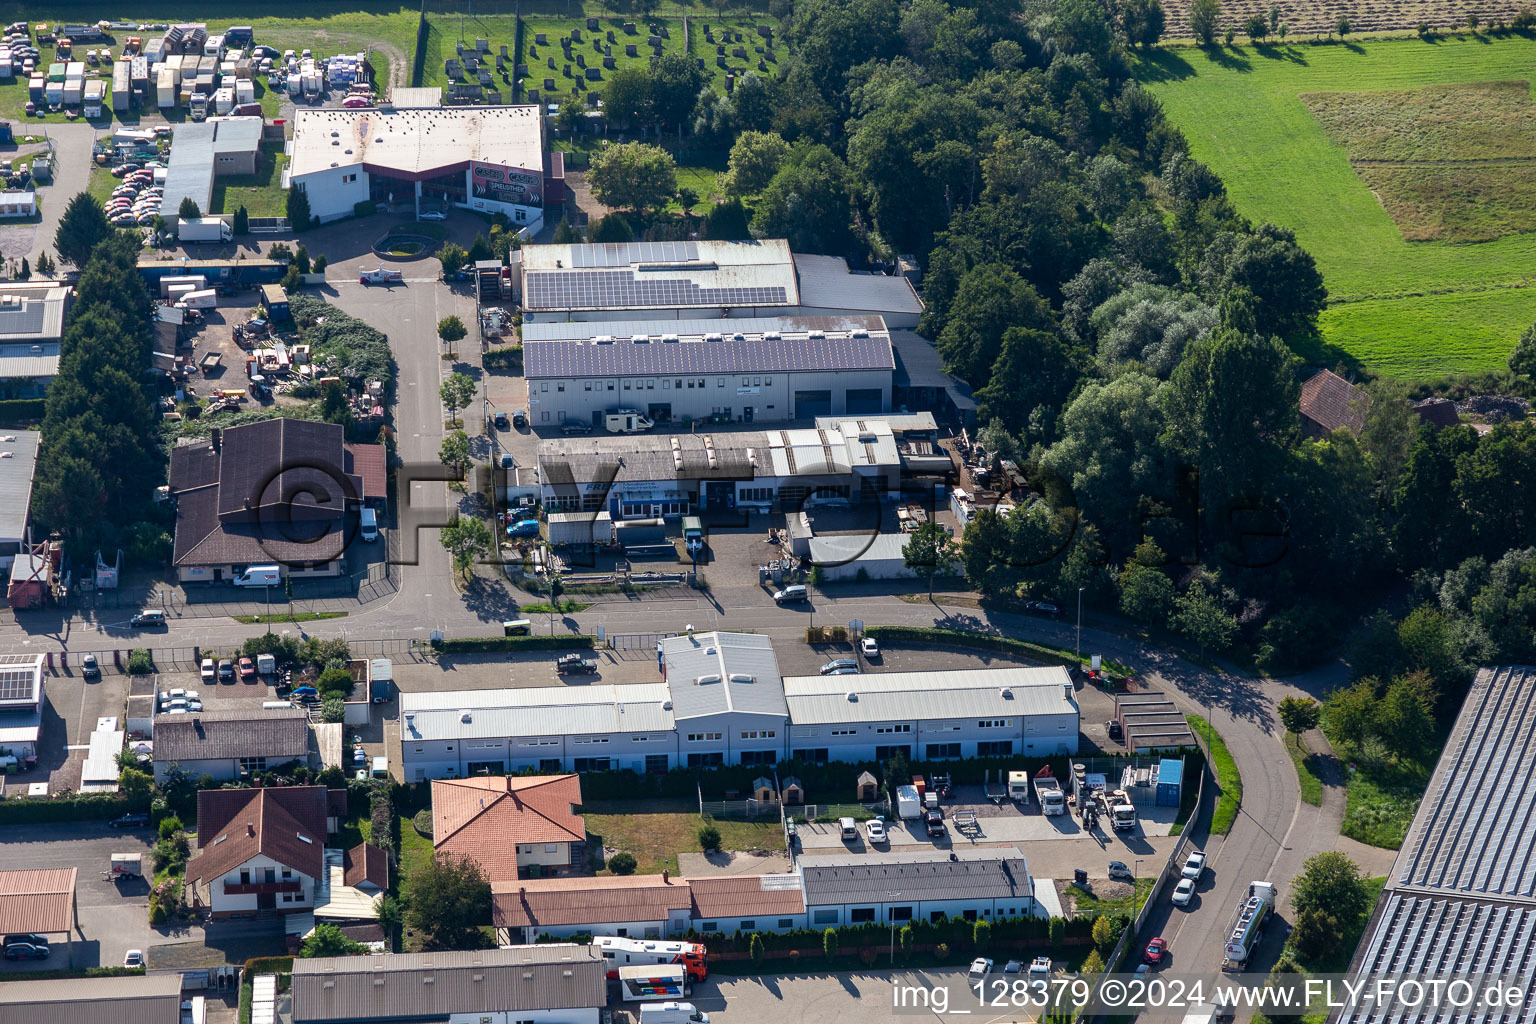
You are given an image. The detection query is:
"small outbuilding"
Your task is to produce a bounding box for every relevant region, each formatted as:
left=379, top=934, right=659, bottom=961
left=780, top=775, right=803, bottom=805
left=752, top=776, right=776, bottom=804
left=856, top=770, right=879, bottom=802
left=1155, top=758, right=1183, bottom=807
left=260, top=282, right=289, bottom=319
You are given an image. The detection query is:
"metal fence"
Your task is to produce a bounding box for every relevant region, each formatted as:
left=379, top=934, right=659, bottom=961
left=700, top=798, right=780, bottom=821
left=604, top=632, right=677, bottom=650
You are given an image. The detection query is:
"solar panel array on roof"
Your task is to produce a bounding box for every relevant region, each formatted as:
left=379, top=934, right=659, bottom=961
left=524, top=271, right=787, bottom=312
left=570, top=241, right=700, bottom=268
left=523, top=334, right=894, bottom=378
left=0, top=671, right=32, bottom=701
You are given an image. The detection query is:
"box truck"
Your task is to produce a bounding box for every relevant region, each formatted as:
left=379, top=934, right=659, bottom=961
left=234, top=564, right=280, bottom=587
left=175, top=289, right=219, bottom=310
left=605, top=408, right=653, bottom=433
left=640, top=1004, right=710, bottom=1024
left=179, top=218, right=232, bottom=243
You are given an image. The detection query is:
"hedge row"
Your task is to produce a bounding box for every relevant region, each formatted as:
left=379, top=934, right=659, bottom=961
left=0, top=966, right=145, bottom=981
left=866, top=625, right=1080, bottom=669
left=0, top=791, right=147, bottom=824
left=0, top=398, right=45, bottom=425
left=432, top=634, right=595, bottom=653
left=483, top=346, right=522, bottom=370
left=244, top=956, right=295, bottom=976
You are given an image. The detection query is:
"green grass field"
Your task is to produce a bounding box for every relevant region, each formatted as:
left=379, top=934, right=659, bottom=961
left=213, top=141, right=289, bottom=217
left=1188, top=715, right=1242, bottom=835
left=1140, top=35, right=1536, bottom=380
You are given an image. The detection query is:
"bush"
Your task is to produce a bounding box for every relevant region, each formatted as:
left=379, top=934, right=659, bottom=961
left=972, top=918, right=991, bottom=952
left=697, top=825, right=721, bottom=851
left=149, top=902, right=167, bottom=925
left=750, top=932, right=765, bottom=962
left=320, top=696, right=345, bottom=723
left=933, top=942, right=950, bottom=961
left=127, top=649, right=153, bottom=675
left=482, top=346, right=523, bottom=371
left=822, top=927, right=838, bottom=960
left=316, top=667, right=353, bottom=697
left=608, top=852, right=638, bottom=875
left=1049, top=916, right=1064, bottom=945
left=158, top=816, right=183, bottom=839
left=0, top=398, right=46, bottom=425
left=413, top=809, right=433, bottom=837
left=1092, top=915, right=1115, bottom=952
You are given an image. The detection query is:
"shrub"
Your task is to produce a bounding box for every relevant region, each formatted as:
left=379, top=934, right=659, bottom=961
left=697, top=824, right=721, bottom=851
left=312, top=255, right=328, bottom=273
left=972, top=918, right=991, bottom=952
left=431, top=635, right=595, bottom=653
left=316, top=667, right=353, bottom=697
left=608, top=852, right=638, bottom=875
left=158, top=816, right=183, bottom=839
left=482, top=346, right=523, bottom=371
left=858, top=947, right=878, bottom=965
left=149, top=902, right=167, bottom=925
left=750, top=932, right=765, bottom=962
left=127, top=649, right=153, bottom=674
left=1092, top=915, right=1115, bottom=952
left=933, top=942, right=950, bottom=961
left=320, top=696, right=345, bottom=723
left=1048, top=916, right=1065, bottom=946
left=0, top=399, right=46, bottom=425
left=353, top=198, right=377, bottom=218
left=822, top=927, right=838, bottom=960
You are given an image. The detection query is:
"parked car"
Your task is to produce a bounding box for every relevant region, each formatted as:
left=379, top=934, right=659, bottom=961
left=819, top=658, right=858, bottom=675
left=493, top=411, right=509, bottom=430
left=1108, top=860, right=1134, bottom=882
left=123, top=949, right=144, bottom=968
left=864, top=818, right=887, bottom=844
left=1171, top=878, right=1196, bottom=906
left=238, top=657, right=256, bottom=681
left=3, top=934, right=47, bottom=950
left=559, top=421, right=592, bottom=435
left=130, top=610, right=166, bottom=628
left=773, top=585, right=808, bottom=605
left=968, top=957, right=993, bottom=979
left=1002, top=960, right=1023, bottom=974
left=1023, top=600, right=1063, bottom=618
left=109, top=812, right=149, bottom=829
left=925, top=808, right=946, bottom=838
left=4, top=942, right=48, bottom=960
left=512, top=410, right=527, bottom=429
left=200, top=658, right=215, bottom=681
left=1181, top=851, right=1206, bottom=881
left=1143, top=937, right=1167, bottom=965
left=418, top=210, right=446, bottom=221
left=217, top=660, right=234, bottom=683
left=81, top=653, right=100, bottom=679
left=1106, top=719, right=1123, bottom=741
left=860, top=637, right=879, bottom=659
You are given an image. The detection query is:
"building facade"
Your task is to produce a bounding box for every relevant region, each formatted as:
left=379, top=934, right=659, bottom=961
left=522, top=315, right=894, bottom=427
left=798, top=848, right=1035, bottom=929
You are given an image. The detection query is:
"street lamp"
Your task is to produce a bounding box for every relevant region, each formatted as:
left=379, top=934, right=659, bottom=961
left=887, top=891, right=902, bottom=964
left=1133, top=858, right=1143, bottom=920
left=1076, top=587, right=1085, bottom=662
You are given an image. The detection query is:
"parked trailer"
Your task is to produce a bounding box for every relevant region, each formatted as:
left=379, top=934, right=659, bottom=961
left=620, top=965, right=687, bottom=1003
left=175, top=289, right=218, bottom=310
left=158, top=275, right=207, bottom=297
left=108, top=852, right=143, bottom=878
left=594, top=936, right=707, bottom=981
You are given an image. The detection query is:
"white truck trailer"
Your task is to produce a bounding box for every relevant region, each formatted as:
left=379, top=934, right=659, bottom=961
left=1221, top=881, right=1277, bottom=971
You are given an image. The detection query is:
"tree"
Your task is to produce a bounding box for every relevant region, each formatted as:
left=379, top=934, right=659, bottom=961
left=1324, top=679, right=1378, bottom=748
left=437, top=242, right=469, bottom=278
left=1173, top=575, right=1237, bottom=653
left=972, top=918, right=991, bottom=952
left=692, top=87, right=737, bottom=147
left=750, top=932, right=765, bottom=963
left=603, top=67, right=653, bottom=127
left=280, top=264, right=304, bottom=295
left=1081, top=949, right=1107, bottom=975
left=588, top=214, right=635, bottom=243
left=1121, top=0, right=1165, bottom=48
left=1091, top=914, right=1116, bottom=952
left=1377, top=671, right=1435, bottom=753
left=439, top=372, right=475, bottom=425
left=1119, top=543, right=1176, bottom=624
left=286, top=187, right=312, bottom=231
left=232, top=206, right=249, bottom=235
left=704, top=198, right=751, bottom=241
left=935, top=263, right=1053, bottom=388
left=440, top=514, right=492, bottom=580
left=1291, top=906, right=1342, bottom=962
left=1336, top=13, right=1351, bottom=36
left=900, top=923, right=914, bottom=958
left=823, top=927, right=838, bottom=961
left=293, top=245, right=311, bottom=275
left=724, top=131, right=792, bottom=197
left=1269, top=3, right=1282, bottom=31
left=320, top=380, right=350, bottom=425
left=1278, top=696, right=1322, bottom=736
left=676, top=187, right=699, bottom=213
left=439, top=429, right=472, bottom=478
left=178, top=197, right=202, bottom=221
left=321, top=694, right=346, bottom=722
left=404, top=852, right=492, bottom=950
left=650, top=52, right=707, bottom=134
left=697, top=824, right=721, bottom=850
left=35, top=252, right=53, bottom=277
left=1189, top=0, right=1220, bottom=43
left=317, top=667, right=353, bottom=696
left=437, top=315, right=468, bottom=347
left=1511, top=323, right=1536, bottom=379
left=750, top=144, right=856, bottom=254
left=1244, top=13, right=1267, bottom=39
left=54, top=193, right=113, bottom=267
left=16, top=256, right=28, bottom=279
left=587, top=142, right=678, bottom=214
left=903, top=521, right=959, bottom=596
left=608, top=852, right=638, bottom=875
left=1198, top=225, right=1327, bottom=338
left=976, top=326, right=1082, bottom=437
left=1468, top=12, right=1481, bottom=32
left=1293, top=851, right=1371, bottom=924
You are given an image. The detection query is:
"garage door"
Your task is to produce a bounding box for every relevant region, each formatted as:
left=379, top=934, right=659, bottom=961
left=845, top=388, right=884, bottom=414
left=794, top=390, right=832, bottom=418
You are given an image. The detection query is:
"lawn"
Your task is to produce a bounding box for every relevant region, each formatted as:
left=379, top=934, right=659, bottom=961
left=1140, top=35, right=1536, bottom=380
left=1285, top=732, right=1324, bottom=806
left=1062, top=876, right=1155, bottom=919
left=584, top=809, right=783, bottom=875
left=212, top=141, right=289, bottom=217
left=1338, top=756, right=1428, bottom=849
left=1187, top=715, right=1242, bottom=835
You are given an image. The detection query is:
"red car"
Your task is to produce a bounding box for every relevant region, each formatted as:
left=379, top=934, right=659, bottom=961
left=1143, top=937, right=1167, bottom=965
left=238, top=657, right=256, bottom=682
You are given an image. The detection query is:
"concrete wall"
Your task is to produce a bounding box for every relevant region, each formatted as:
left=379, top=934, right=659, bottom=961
left=528, top=368, right=891, bottom=427
left=789, top=709, right=1080, bottom=764
left=292, top=166, right=369, bottom=223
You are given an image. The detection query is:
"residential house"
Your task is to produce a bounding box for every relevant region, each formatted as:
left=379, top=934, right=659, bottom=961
left=797, top=847, right=1034, bottom=929
left=491, top=874, right=693, bottom=945
left=432, top=774, right=586, bottom=881
left=291, top=945, right=605, bottom=1024
left=166, top=419, right=384, bottom=582
left=152, top=707, right=310, bottom=782
left=186, top=786, right=333, bottom=917
left=1299, top=369, right=1367, bottom=437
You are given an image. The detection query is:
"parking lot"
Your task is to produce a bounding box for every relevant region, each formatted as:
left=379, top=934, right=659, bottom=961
left=34, top=665, right=131, bottom=793
left=694, top=966, right=1025, bottom=1024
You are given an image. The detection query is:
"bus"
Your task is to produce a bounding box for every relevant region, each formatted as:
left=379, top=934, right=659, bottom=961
left=594, top=936, right=707, bottom=981
left=619, top=964, right=687, bottom=1002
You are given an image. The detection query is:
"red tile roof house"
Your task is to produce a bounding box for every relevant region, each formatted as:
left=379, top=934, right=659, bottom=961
left=1299, top=369, right=1368, bottom=438
left=186, top=786, right=384, bottom=919
left=432, top=775, right=587, bottom=882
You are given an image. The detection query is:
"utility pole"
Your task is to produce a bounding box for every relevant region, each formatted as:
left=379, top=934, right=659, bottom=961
left=1076, top=587, right=1084, bottom=662
left=887, top=891, right=901, bottom=964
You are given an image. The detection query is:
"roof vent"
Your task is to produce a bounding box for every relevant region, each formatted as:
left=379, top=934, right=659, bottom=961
left=1000, top=688, right=1013, bottom=699
left=632, top=334, right=649, bottom=344
left=661, top=334, right=679, bottom=343
left=852, top=329, right=869, bottom=338
left=845, top=692, right=858, bottom=702
left=705, top=333, right=722, bottom=342
left=764, top=331, right=781, bottom=341
left=695, top=674, right=721, bottom=686
left=729, top=674, right=754, bottom=684
left=461, top=711, right=472, bottom=723
left=662, top=700, right=673, bottom=710
left=29, top=345, right=40, bottom=354
left=0, top=453, right=11, bottom=460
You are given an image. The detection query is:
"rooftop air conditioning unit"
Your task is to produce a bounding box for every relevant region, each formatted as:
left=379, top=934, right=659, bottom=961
left=845, top=692, right=858, bottom=702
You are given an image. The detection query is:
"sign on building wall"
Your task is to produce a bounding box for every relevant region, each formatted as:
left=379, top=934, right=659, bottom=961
left=471, top=163, right=542, bottom=208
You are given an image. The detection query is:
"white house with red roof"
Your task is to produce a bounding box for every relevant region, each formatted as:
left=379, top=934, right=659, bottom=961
left=432, top=775, right=586, bottom=882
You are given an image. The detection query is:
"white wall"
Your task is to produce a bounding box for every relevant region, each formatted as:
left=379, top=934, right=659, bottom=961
left=291, top=166, right=370, bottom=223
left=696, top=912, right=806, bottom=934
left=516, top=842, right=573, bottom=870
left=401, top=732, right=681, bottom=782
left=806, top=896, right=1034, bottom=930
left=211, top=852, right=316, bottom=915
left=528, top=368, right=890, bottom=427
left=675, top=711, right=787, bottom=767
left=790, top=708, right=1080, bottom=763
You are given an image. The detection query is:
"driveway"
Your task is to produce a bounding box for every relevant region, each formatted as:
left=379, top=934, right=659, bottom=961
left=0, top=122, right=101, bottom=266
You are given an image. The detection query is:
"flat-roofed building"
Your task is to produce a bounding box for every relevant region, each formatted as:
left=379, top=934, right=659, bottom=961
left=783, top=666, right=1079, bottom=764
left=0, top=285, right=69, bottom=396
left=787, top=253, right=924, bottom=328
left=0, top=653, right=45, bottom=766
left=0, top=430, right=39, bottom=569
left=798, top=847, right=1034, bottom=929
left=523, top=315, right=894, bottom=427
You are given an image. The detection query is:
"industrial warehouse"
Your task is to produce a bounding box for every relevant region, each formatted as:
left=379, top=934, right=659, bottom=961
left=521, top=315, right=895, bottom=426
left=284, top=105, right=551, bottom=225
left=396, top=632, right=1079, bottom=780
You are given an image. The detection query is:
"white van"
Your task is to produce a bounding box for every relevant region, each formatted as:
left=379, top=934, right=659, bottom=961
left=640, top=1004, right=710, bottom=1024
left=234, top=564, right=281, bottom=587
left=359, top=507, right=378, bottom=542
left=838, top=816, right=858, bottom=841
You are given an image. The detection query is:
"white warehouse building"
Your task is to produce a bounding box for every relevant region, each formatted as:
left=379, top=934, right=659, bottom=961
left=285, top=106, right=547, bottom=226
left=521, top=314, right=895, bottom=427
left=799, top=847, right=1035, bottom=929
left=782, top=666, right=1080, bottom=764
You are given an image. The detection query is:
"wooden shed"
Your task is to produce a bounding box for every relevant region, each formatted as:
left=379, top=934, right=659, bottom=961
left=752, top=776, right=776, bottom=804
left=260, top=282, right=289, bottom=319
left=856, top=770, right=879, bottom=802
left=780, top=775, right=803, bottom=805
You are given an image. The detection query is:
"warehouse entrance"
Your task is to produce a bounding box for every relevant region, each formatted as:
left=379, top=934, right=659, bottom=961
left=794, top=390, right=831, bottom=418
left=846, top=388, right=884, bottom=414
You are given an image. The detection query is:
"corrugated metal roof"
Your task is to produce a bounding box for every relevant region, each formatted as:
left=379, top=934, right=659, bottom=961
left=523, top=333, right=894, bottom=379
left=792, top=253, right=923, bottom=315
left=0, top=430, right=39, bottom=543
left=521, top=239, right=798, bottom=312
left=1341, top=893, right=1536, bottom=1024
left=663, top=632, right=788, bottom=720
left=783, top=667, right=1077, bottom=725
left=0, top=974, right=182, bottom=1024
left=0, top=344, right=61, bottom=378
left=1393, top=666, right=1536, bottom=899
left=798, top=847, right=1031, bottom=906
left=163, top=121, right=216, bottom=218
left=0, top=867, right=76, bottom=934
left=154, top=707, right=309, bottom=763
left=401, top=684, right=674, bottom=741
left=523, top=314, right=888, bottom=343
left=291, top=944, right=605, bottom=1021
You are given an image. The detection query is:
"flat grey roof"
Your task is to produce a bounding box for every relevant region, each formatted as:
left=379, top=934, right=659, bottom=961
left=663, top=631, right=788, bottom=720
left=890, top=329, right=977, bottom=411
left=524, top=331, right=894, bottom=379
left=792, top=253, right=923, bottom=315
left=163, top=122, right=215, bottom=218
left=0, top=343, right=60, bottom=379
left=400, top=683, right=675, bottom=741
left=0, top=974, right=182, bottom=1024
left=0, top=430, right=40, bottom=544
left=798, top=846, right=1032, bottom=906
left=292, top=943, right=604, bottom=1022
left=0, top=287, right=67, bottom=343
left=782, top=666, right=1076, bottom=726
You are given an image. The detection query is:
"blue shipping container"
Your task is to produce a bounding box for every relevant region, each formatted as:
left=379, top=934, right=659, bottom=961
left=1155, top=757, right=1183, bottom=807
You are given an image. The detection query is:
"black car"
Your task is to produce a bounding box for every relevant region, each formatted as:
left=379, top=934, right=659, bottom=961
left=1106, top=720, right=1123, bottom=741
left=512, top=410, right=527, bottom=429
left=2, top=934, right=47, bottom=950
left=81, top=653, right=100, bottom=679
left=4, top=942, right=47, bottom=960
left=560, top=421, right=592, bottom=435
left=493, top=411, right=510, bottom=430
left=108, top=812, right=149, bottom=829
left=1024, top=600, right=1064, bottom=618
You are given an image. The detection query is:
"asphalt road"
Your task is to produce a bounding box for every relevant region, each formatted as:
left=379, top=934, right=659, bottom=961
left=0, top=122, right=100, bottom=267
